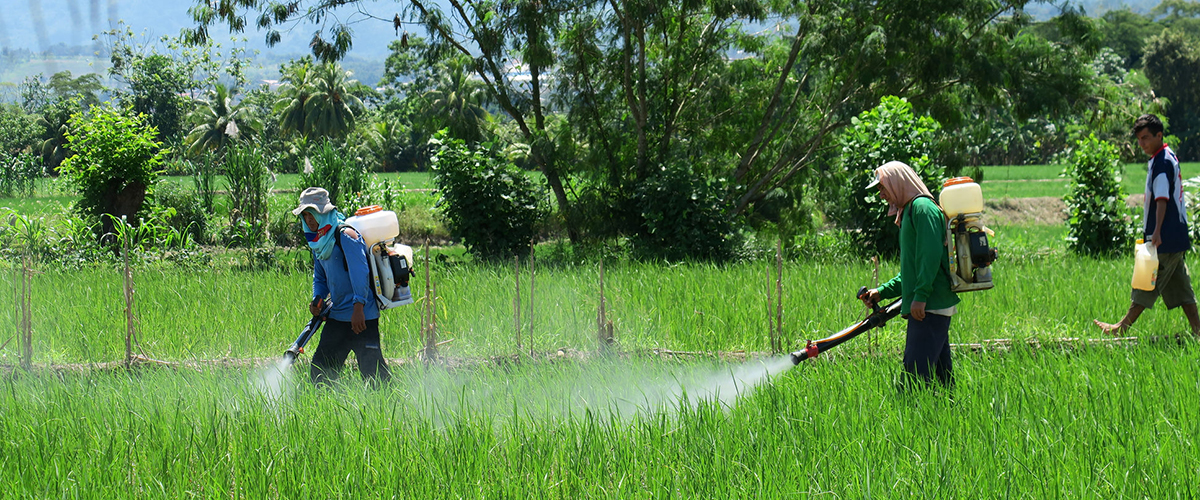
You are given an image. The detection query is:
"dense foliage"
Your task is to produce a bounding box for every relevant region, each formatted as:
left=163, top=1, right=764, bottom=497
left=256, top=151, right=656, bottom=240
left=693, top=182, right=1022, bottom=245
left=828, top=97, right=946, bottom=257
left=432, top=132, right=543, bottom=261
left=58, top=106, right=167, bottom=239
left=1064, top=134, right=1132, bottom=255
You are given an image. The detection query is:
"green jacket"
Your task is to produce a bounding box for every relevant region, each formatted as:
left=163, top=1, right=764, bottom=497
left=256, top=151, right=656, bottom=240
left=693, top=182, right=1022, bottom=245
left=878, top=196, right=960, bottom=315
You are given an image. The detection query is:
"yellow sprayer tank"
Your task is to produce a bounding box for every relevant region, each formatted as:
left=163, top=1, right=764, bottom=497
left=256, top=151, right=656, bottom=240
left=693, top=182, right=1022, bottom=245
left=940, top=177, right=984, bottom=218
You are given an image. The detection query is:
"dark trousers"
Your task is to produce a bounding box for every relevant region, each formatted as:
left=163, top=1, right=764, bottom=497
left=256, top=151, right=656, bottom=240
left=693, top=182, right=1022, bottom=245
left=310, top=318, right=390, bottom=386
left=902, top=313, right=954, bottom=389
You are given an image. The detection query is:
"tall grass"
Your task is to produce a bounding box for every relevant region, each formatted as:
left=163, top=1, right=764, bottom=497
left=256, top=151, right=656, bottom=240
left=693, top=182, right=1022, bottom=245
left=0, top=345, right=1195, bottom=498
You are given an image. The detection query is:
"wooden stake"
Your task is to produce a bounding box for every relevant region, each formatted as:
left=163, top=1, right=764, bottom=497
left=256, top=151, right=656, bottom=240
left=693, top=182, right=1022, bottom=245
left=598, top=259, right=612, bottom=348
left=774, top=239, right=784, bottom=354
left=19, top=256, right=32, bottom=370
left=514, top=255, right=522, bottom=350
left=766, top=262, right=774, bottom=353
left=422, top=238, right=437, bottom=361
left=529, top=239, right=535, bottom=356
left=122, top=243, right=136, bottom=368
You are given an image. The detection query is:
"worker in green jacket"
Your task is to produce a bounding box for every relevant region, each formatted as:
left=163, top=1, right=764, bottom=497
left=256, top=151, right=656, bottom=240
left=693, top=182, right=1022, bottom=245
left=860, top=161, right=961, bottom=389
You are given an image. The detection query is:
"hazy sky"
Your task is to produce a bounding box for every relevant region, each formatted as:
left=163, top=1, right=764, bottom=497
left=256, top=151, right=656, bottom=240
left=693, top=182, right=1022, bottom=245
left=0, top=0, right=434, bottom=58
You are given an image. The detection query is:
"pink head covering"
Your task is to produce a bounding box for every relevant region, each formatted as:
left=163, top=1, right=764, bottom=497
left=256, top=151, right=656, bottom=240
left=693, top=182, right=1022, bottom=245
left=870, top=161, right=936, bottom=226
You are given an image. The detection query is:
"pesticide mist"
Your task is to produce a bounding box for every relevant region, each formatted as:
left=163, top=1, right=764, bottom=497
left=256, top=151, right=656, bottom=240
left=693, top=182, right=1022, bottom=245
left=386, top=355, right=799, bottom=423
left=241, top=354, right=797, bottom=423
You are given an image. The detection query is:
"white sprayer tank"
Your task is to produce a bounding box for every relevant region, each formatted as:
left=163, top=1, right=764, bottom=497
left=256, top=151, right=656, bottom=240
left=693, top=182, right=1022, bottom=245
left=940, top=177, right=984, bottom=218
left=344, top=205, right=399, bottom=246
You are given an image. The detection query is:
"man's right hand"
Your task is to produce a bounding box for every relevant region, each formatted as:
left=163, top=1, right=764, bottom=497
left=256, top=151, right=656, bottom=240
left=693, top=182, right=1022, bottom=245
left=310, top=298, right=324, bottom=317
left=860, top=288, right=881, bottom=308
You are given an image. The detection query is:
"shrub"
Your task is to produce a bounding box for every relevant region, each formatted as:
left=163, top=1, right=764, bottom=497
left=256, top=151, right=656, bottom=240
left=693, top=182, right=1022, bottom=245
left=1064, top=134, right=1133, bottom=255
left=431, top=132, right=543, bottom=261
left=150, top=180, right=209, bottom=244
left=58, top=106, right=165, bottom=239
left=633, top=162, right=737, bottom=262
left=299, top=139, right=367, bottom=208
left=826, top=96, right=945, bottom=257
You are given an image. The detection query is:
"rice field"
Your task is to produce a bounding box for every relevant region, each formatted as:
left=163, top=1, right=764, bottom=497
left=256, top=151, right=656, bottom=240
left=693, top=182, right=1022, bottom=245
left=1, top=343, right=1195, bottom=498
left=3, top=168, right=1200, bottom=497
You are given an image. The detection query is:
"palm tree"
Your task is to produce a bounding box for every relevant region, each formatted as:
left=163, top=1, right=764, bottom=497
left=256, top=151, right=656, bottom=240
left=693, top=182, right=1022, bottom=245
left=303, top=62, right=365, bottom=140
left=420, top=55, right=490, bottom=144
left=364, top=119, right=410, bottom=172
left=185, top=84, right=259, bottom=155
left=273, top=60, right=316, bottom=137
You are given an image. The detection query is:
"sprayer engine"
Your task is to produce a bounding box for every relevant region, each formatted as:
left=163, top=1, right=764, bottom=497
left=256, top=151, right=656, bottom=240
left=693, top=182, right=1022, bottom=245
left=946, top=213, right=997, bottom=293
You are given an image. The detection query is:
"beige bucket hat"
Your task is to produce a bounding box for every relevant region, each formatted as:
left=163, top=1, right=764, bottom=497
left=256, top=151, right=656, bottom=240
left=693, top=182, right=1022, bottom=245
left=291, top=187, right=336, bottom=215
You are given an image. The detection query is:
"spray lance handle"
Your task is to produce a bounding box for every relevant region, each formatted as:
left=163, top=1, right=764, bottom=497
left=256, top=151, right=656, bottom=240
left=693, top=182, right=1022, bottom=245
left=857, top=286, right=880, bottom=314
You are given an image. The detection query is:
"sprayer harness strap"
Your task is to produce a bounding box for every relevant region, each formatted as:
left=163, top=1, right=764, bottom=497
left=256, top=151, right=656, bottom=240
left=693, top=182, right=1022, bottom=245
left=903, top=195, right=952, bottom=278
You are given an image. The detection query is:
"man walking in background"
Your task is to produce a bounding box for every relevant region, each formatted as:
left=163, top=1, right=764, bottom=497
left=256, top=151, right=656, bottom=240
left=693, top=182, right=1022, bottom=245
left=1095, top=114, right=1200, bottom=338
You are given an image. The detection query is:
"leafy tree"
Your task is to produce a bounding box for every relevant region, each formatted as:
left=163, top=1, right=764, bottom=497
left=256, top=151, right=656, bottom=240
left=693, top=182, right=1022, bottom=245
left=1097, top=8, right=1163, bottom=69
left=1143, top=29, right=1200, bottom=159
left=362, top=118, right=410, bottom=172
left=0, top=103, right=39, bottom=156
left=102, top=23, right=255, bottom=144
left=633, top=162, right=736, bottom=262
left=829, top=96, right=945, bottom=257
left=185, top=83, right=260, bottom=155
left=46, top=71, right=104, bottom=110
left=431, top=132, right=543, bottom=261
left=35, top=98, right=78, bottom=169
left=58, top=106, right=167, bottom=240
left=188, top=0, right=1099, bottom=250
left=273, top=58, right=316, bottom=138
left=1064, top=135, right=1131, bottom=256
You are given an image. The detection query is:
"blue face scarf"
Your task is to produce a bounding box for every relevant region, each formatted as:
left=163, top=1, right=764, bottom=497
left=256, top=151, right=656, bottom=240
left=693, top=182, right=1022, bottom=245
left=303, top=209, right=345, bottom=260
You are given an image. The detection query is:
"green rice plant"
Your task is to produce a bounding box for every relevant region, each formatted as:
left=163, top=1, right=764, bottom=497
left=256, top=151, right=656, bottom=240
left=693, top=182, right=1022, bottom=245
left=0, top=344, right=1196, bottom=498
left=0, top=152, right=43, bottom=198
left=223, top=145, right=271, bottom=234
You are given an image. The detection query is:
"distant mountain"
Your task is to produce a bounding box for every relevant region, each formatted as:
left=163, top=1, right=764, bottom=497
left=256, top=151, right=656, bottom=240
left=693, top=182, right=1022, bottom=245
left=1026, top=0, right=1161, bottom=18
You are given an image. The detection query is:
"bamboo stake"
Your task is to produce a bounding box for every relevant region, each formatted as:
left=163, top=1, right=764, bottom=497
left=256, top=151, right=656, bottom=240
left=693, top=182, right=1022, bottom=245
left=766, top=261, right=774, bottom=353
left=774, top=238, right=783, bottom=354
left=598, top=259, right=611, bottom=348
left=514, top=255, right=522, bottom=350
left=20, top=256, right=32, bottom=370
left=422, top=239, right=437, bottom=361
left=529, top=239, right=535, bottom=357
left=122, top=243, right=136, bottom=368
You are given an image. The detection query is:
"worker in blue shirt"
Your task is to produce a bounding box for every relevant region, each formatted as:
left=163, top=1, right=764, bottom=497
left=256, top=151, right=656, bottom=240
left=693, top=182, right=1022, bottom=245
left=292, top=187, right=390, bottom=386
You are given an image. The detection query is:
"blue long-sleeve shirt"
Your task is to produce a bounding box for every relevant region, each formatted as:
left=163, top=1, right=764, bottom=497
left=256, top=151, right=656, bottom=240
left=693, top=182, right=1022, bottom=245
left=313, top=228, right=380, bottom=322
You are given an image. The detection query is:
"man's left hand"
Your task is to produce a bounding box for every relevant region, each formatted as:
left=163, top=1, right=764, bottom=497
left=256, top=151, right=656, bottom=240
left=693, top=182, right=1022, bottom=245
left=911, top=301, right=926, bottom=321
left=352, top=303, right=366, bottom=334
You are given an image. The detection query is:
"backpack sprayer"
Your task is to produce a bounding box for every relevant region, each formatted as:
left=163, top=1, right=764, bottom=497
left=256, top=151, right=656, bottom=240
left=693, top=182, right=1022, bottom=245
left=791, top=177, right=997, bottom=364
left=941, top=177, right=997, bottom=292
left=282, top=205, right=416, bottom=364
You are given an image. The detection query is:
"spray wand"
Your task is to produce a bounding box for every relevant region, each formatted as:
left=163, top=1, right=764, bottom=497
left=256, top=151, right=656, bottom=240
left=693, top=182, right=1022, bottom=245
left=283, top=298, right=334, bottom=365
left=790, top=287, right=901, bottom=365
